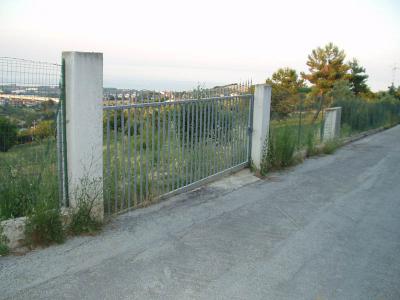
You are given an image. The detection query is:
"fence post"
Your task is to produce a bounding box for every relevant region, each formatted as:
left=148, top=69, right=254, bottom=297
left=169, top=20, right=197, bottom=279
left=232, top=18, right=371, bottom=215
left=251, top=84, right=272, bottom=170
left=62, top=51, right=104, bottom=221
left=323, top=107, right=342, bottom=141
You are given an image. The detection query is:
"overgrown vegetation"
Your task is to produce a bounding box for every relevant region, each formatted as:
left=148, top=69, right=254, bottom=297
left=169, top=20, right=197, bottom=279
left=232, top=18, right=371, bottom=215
left=321, top=139, right=341, bottom=154
left=0, top=139, right=58, bottom=220
left=0, top=224, right=9, bottom=256
left=0, top=116, right=17, bottom=152
left=68, top=177, right=103, bottom=235
left=260, top=126, right=298, bottom=175
left=25, top=200, right=64, bottom=247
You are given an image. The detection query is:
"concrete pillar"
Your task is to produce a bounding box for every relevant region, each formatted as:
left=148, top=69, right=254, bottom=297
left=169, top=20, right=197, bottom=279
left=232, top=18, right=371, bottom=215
left=323, top=107, right=342, bottom=141
left=251, top=84, right=272, bottom=170
left=62, top=51, right=103, bottom=220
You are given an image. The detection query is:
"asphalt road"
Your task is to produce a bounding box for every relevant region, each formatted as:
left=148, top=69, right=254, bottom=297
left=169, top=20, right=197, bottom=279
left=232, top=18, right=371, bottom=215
left=1, top=125, right=400, bottom=300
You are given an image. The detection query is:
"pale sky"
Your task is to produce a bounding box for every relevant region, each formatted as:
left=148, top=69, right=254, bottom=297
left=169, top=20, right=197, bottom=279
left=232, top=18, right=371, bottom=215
left=1, top=0, right=399, bottom=91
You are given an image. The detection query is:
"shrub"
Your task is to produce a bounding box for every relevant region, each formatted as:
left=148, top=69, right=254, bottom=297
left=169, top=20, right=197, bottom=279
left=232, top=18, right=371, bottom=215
left=25, top=201, right=64, bottom=247
left=68, top=176, right=103, bottom=235
left=32, top=120, right=55, bottom=140
left=306, top=128, right=319, bottom=157
left=261, top=126, right=297, bottom=174
left=321, top=139, right=341, bottom=155
left=0, top=117, right=17, bottom=152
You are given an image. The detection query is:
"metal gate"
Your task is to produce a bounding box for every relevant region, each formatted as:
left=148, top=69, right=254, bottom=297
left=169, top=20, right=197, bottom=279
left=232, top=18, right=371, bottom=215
left=103, top=87, right=253, bottom=215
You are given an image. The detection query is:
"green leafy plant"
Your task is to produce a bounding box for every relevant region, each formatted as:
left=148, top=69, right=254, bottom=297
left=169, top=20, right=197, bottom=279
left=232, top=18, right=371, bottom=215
left=68, top=176, right=103, bottom=235
left=321, top=139, right=341, bottom=154
left=260, top=126, right=297, bottom=175
left=305, top=129, right=319, bottom=157
left=25, top=201, right=64, bottom=247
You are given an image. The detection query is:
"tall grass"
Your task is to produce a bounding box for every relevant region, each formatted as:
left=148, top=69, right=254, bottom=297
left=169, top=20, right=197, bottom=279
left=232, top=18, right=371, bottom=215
left=260, top=126, right=298, bottom=175
left=0, top=139, right=59, bottom=220
left=334, top=97, right=400, bottom=136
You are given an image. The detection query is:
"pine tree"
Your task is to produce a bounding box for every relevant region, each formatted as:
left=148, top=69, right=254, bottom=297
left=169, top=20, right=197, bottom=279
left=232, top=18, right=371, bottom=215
left=348, top=58, right=369, bottom=95
left=301, top=43, right=350, bottom=97
left=266, top=68, right=305, bottom=117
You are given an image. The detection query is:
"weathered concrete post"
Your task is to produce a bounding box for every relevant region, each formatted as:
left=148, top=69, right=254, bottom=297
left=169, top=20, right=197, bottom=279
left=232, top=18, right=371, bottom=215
left=62, top=51, right=103, bottom=220
left=251, top=84, right=272, bottom=170
left=323, top=107, right=342, bottom=141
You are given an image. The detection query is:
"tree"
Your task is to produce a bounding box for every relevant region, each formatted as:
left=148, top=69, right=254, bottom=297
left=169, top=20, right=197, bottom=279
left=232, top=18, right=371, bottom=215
left=0, top=117, right=18, bottom=152
left=266, top=68, right=305, bottom=117
left=348, top=58, right=369, bottom=95
left=388, top=84, right=400, bottom=101
left=302, top=43, right=350, bottom=96
left=301, top=43, right=350, bottom=121
left=331, top=80, right=354, bottom=102
left=33, top=120, right=55, bottom=140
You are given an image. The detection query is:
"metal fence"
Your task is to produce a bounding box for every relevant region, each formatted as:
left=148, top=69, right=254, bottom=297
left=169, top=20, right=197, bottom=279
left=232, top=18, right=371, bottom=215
left=0, top=57, right=64, bottom=220
left=103, top=85, right=253, bottom=215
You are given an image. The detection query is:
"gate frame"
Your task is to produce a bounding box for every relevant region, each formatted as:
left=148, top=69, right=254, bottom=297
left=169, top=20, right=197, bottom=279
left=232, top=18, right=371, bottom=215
left=61, top=50, right=272, bottom=218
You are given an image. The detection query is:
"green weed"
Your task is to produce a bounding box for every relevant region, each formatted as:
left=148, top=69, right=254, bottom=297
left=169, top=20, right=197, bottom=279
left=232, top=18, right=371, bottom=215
left=25, top=202, right=65, bottom=247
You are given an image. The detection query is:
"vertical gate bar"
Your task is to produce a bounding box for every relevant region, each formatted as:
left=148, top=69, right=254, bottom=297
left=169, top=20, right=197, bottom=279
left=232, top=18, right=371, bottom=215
left=232, top=97, right=237, bottom=166
left=220, top=99, right=225, bottom=171
left=227, top=98, right=232, bottom=167
left=202, top=101, right=206, bottom=179
left=207, top=100, right=211, bottom=177
left=113, top=96, right=118, bottom=213
left=157, top=105, right=161, bottom=197
left=186, top=103, right=190, bottom=186
left=145, top=105, right=150, bottom=201
left=106, top=110, right=111, bottom=215
left=231, top=97, right=235, bottom=166
left=213, top=99, right=217, bottom=174
left=133, top=105, right=138, bottom=207
left=201, top=101, right=205, bottom=178
left=121, top=104, right=125, bottom=210
left=151, top=105, right=155, bottom=197
left=236, top=96, right=240, bottom=163
left=162, top=104, right=166, bottom=194
left=230, top=97, right=235, bottom=166
left=226, top=99, right=231, bottom=168
left=225, top=99, right=229, bottom=168
left=231, top=97, right=236, bottom=165
left=127, top=96, right=132, bottom=209
left=177, top=103, right=181, bottom=188
left=247, top=95, right=254, bottom=164
left=240, top=96, right=244, bottom=163
left=139, top=107, right=143, bottom=204
left=172, top=102, right=177, bottom=190
left=167, top=105, right=171, bottom=192
left=218, top=98, right=222, bottom=172
left=190, top=101, right=195, bottom=184
left=194, top=100, right=199, bottom=181
left=182, top=104, right=186, bottom=186
left=240, top=97, right=246, bottom=163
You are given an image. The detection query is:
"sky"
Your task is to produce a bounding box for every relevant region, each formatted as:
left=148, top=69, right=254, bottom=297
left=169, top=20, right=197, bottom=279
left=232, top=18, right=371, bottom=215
left=1, top=0, right=399, bottom=91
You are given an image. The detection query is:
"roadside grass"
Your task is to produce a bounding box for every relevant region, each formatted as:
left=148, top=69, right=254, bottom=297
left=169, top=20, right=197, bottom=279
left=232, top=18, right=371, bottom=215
left=25, top=203, right=65, bottom=247
left=0, top=139, right=59, bottom=220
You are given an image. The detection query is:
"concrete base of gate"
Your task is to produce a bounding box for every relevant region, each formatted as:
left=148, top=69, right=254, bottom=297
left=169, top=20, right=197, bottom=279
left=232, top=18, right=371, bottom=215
left=117, top=168, right=261, bottom=221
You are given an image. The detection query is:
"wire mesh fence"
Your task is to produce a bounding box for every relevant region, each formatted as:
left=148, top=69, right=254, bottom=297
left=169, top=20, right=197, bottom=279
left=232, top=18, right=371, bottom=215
left=266, top=92, right=325, bottom=171
left=103, top=84, right=253, bottom=215
left=0, top=57, right=61, bottom=220
left=333, top=97, right=400, bottom=137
